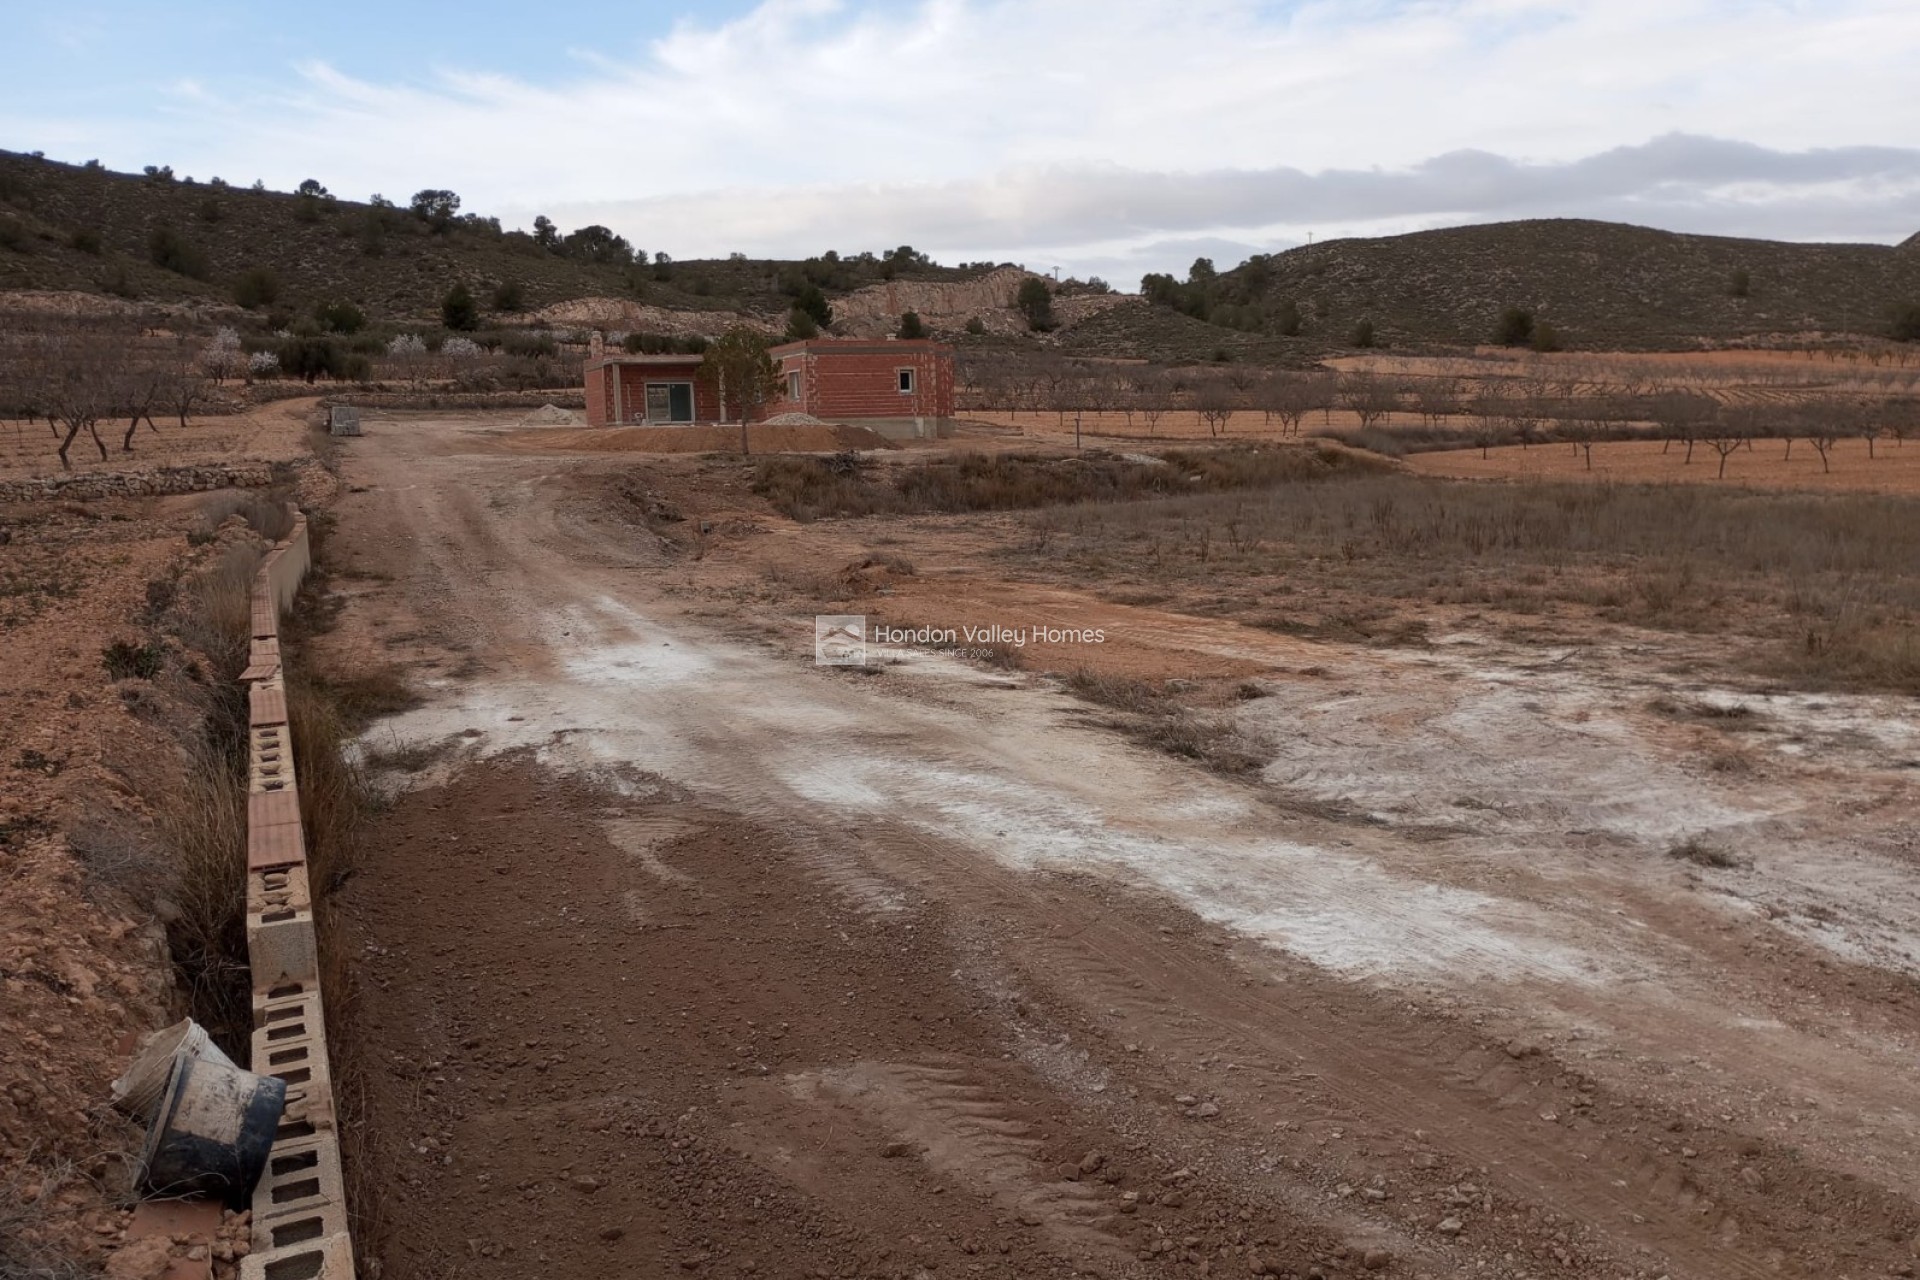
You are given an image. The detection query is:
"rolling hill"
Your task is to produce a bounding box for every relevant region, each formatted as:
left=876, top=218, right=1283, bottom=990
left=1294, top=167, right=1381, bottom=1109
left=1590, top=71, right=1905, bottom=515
left=1183, top=218, right=1920, bottom=350
left=5, top=147, right=1918, bottom=357
left=0, top=149, right=995, bottom=328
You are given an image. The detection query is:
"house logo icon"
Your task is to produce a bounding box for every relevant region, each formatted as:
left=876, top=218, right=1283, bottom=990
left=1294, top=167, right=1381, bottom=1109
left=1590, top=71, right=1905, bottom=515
left=815, top=615, right=867, bottom=666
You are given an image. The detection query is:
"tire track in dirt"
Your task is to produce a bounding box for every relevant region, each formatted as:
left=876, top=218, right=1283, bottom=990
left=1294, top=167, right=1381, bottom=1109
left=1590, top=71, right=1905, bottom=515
left=842, top=820, right=1916, bottom=1279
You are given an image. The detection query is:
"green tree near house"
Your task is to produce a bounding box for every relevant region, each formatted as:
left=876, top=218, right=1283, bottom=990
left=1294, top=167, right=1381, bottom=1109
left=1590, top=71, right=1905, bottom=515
left=898, top=310, right=926, bottom=339
left=699, top=327, right=781, bottom=456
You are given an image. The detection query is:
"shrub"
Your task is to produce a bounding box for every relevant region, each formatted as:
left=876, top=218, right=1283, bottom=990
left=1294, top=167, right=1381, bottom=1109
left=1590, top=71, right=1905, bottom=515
left=501, top=330, right=556, bottom=358
left=1349, top=318, right=1376, bottom=348
left=147, top=225, right=208, bottom=279
left=276, top=335, right=350, bottom=383
left=101, top=264, right=137, bottom=298
left=1530, top=321, right=1563, bottom=353
left=102, top=639, right=164, bottom=680
left=965, top=316, right=986, bottom=335
left=491, top=279, right=525, bottom=312
left=898, top=310, right=926, bottom=339
left=315, top=298, right=366, bottom=334
left=442, top=282, right=478, bottom=331
left=0, top=217, right=28, bottom=252
left=1495, top=306, right=1535, bottom=347
left=1892, top=303, right=1920, bottom=343
left=1728, top=268, right=1751, bottom=299
left=1017, top=277, right=1056, bottom=331
left=68, top=226, right=103, bottom=254
left=786, top=307, right=819, bottom=340
left=233, top=266, right=279, bottom=308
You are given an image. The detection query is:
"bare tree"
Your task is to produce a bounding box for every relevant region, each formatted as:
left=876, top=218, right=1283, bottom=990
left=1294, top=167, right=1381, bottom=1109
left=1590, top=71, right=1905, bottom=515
left=1195, top=379, right=1235, bottom=438
left=19, top=324, right=139, bottom=469
left=1138, top=371, right=1169, bottom=437
left=1414, top=376, right=1459, bottom=427
left=164, top=340, right=210, bottom=429
left=1336, top=373, right=1396, bottom=430
left=1258, top=374, right=1318, bottom=438
left=1704, top=412, right=1749, bottom=479
left=1649, top=389, right=1716, bottom=464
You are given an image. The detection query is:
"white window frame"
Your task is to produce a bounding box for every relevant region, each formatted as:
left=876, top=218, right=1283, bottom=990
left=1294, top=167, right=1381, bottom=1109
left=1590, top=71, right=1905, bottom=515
left=787, top=369, right=803, bottom=401
left=897, top=367, right=916, bottom=394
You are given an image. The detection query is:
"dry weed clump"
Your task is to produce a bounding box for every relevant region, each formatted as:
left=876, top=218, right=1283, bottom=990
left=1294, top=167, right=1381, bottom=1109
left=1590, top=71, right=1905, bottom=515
left=0, top=1152, right=104, bottom=1280
left=1668, top=835, right=1750, bottom=870
left=194, top=490, right=297, bottom=543
left=1063, top=669, right=1266, bottom=775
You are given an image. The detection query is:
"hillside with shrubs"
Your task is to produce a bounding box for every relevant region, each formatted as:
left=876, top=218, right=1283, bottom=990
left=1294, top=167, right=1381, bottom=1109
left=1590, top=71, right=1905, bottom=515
left=1140, top=218, right=1920, bottom=350
left=0, top=149, right=993, bottom=328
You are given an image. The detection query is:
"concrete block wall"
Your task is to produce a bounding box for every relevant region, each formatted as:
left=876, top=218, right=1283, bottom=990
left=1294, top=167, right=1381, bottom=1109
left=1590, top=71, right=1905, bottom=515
left=235, top=509, right=358, bottom=1280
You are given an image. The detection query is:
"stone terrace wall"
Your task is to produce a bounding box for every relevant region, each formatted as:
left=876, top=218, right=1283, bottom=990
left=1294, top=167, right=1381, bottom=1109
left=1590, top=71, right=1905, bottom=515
left=0, top=463, right=274, bottom=504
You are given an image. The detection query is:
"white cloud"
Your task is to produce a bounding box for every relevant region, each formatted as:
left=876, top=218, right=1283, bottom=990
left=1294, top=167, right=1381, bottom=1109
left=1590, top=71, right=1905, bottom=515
left=9, top=0, right=1920, bottom=278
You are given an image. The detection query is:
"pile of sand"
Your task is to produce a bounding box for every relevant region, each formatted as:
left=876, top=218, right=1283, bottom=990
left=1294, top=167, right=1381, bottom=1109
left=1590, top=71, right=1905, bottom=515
left=498, top=422, right=899, bottom=455
left=761, top=411, right=828, bottom=426
left=519, top=403, right=581, bottom=426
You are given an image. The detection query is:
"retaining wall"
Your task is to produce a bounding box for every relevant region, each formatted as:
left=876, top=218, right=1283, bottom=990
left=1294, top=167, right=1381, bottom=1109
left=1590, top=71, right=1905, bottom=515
left=235, top=511, right=358, bottom=1280
left=0, top=462, right=275, bottom=505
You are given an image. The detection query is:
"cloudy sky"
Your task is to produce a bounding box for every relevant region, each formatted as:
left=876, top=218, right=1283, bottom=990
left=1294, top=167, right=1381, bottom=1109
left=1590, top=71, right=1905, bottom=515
left=6, top=0, right=1920, bottom=285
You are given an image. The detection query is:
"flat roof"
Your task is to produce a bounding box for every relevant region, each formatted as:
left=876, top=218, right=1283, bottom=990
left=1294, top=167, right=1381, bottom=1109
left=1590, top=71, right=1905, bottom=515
left=770, top=338, right=953, bottom=357
left=586, top=353, right=707, bottom=370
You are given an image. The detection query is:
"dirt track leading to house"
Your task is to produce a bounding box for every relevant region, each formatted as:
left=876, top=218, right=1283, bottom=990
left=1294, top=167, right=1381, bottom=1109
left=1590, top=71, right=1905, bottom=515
left=319, top=413, right=1920, bottom=1280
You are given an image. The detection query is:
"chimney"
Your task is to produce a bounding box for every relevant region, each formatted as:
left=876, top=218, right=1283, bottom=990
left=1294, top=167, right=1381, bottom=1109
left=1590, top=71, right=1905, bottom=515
left=588, top=331, right=606, bottom=360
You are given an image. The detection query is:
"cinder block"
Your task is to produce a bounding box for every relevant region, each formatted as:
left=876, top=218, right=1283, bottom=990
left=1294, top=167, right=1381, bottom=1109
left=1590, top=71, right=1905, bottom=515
left=247, top=820, right=307, bottom=872
left=250, top=593, right=279, bottom=641
left=238, top=1230, right=354, bottom=1280
left=251, top=994, right=336, bottom=1136
left=253, top=1197, right=350, bottom=1256
left=247, top=912, right=317, bottom=990
left=248, top=864, right=312, bottom=917
left=250, top=682, right=289, bottom=729
left=249, top=752, right=297, bottom=793
left=253, top=989, right=327, bottom=1043
left=251, top=1133, right=347, bottom=1235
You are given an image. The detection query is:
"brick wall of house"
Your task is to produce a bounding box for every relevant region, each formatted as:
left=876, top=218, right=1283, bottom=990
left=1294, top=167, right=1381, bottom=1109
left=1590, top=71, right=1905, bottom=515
left=764, top=341, right=955, bottom=421
left=584, top=359, right=718, bottom=425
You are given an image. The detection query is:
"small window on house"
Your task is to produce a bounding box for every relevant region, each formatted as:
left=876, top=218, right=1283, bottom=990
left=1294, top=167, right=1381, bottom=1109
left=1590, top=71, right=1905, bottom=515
left=786, top=370, right=802, bottom=401
left=897, top=368, right=915, bottom=394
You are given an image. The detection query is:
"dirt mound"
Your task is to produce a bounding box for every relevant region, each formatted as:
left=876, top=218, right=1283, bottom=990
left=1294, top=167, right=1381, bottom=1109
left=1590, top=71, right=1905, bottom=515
left=498, top=423, right=899, bottom=454
left=760, top=411, right=827, bottom=426
left=519, top=403, right=580, bottom=426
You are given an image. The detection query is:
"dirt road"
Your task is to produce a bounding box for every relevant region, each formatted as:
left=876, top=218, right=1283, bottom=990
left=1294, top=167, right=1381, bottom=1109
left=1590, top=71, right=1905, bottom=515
left=321, top=415, right=1920, bottom=1279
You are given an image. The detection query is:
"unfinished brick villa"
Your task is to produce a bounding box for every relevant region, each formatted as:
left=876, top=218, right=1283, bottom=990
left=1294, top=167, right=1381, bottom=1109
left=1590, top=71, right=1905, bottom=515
left=583, top=334, right=956, bottom=439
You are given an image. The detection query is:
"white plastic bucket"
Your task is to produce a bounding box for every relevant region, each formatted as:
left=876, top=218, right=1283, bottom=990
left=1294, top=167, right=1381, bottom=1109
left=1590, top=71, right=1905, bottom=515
left=111, top=1020, right=235, bottom=1124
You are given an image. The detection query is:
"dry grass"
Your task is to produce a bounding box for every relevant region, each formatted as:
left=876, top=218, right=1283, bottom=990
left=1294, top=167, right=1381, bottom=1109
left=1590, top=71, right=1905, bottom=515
left=1019, top=474, right=1920, bottom=693
left=295, top=667, right=422, bottom=727
left=0, top=1153, right=99, bottom=1280
left=196, top=490, right=297, bottom=542
left=154, top=741, right=252, bottom=1055
left=752, top=445, right=1383, bottom=522
left=363, top=735, right=454, bottom=775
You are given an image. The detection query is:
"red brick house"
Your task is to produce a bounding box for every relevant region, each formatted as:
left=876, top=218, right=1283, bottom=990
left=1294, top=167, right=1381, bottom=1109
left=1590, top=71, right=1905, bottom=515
left=765, top=338, right=956, bottom=439
left=582, top=347, right=722, bottom=428
left=582, top=334, right=957, bottom=438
